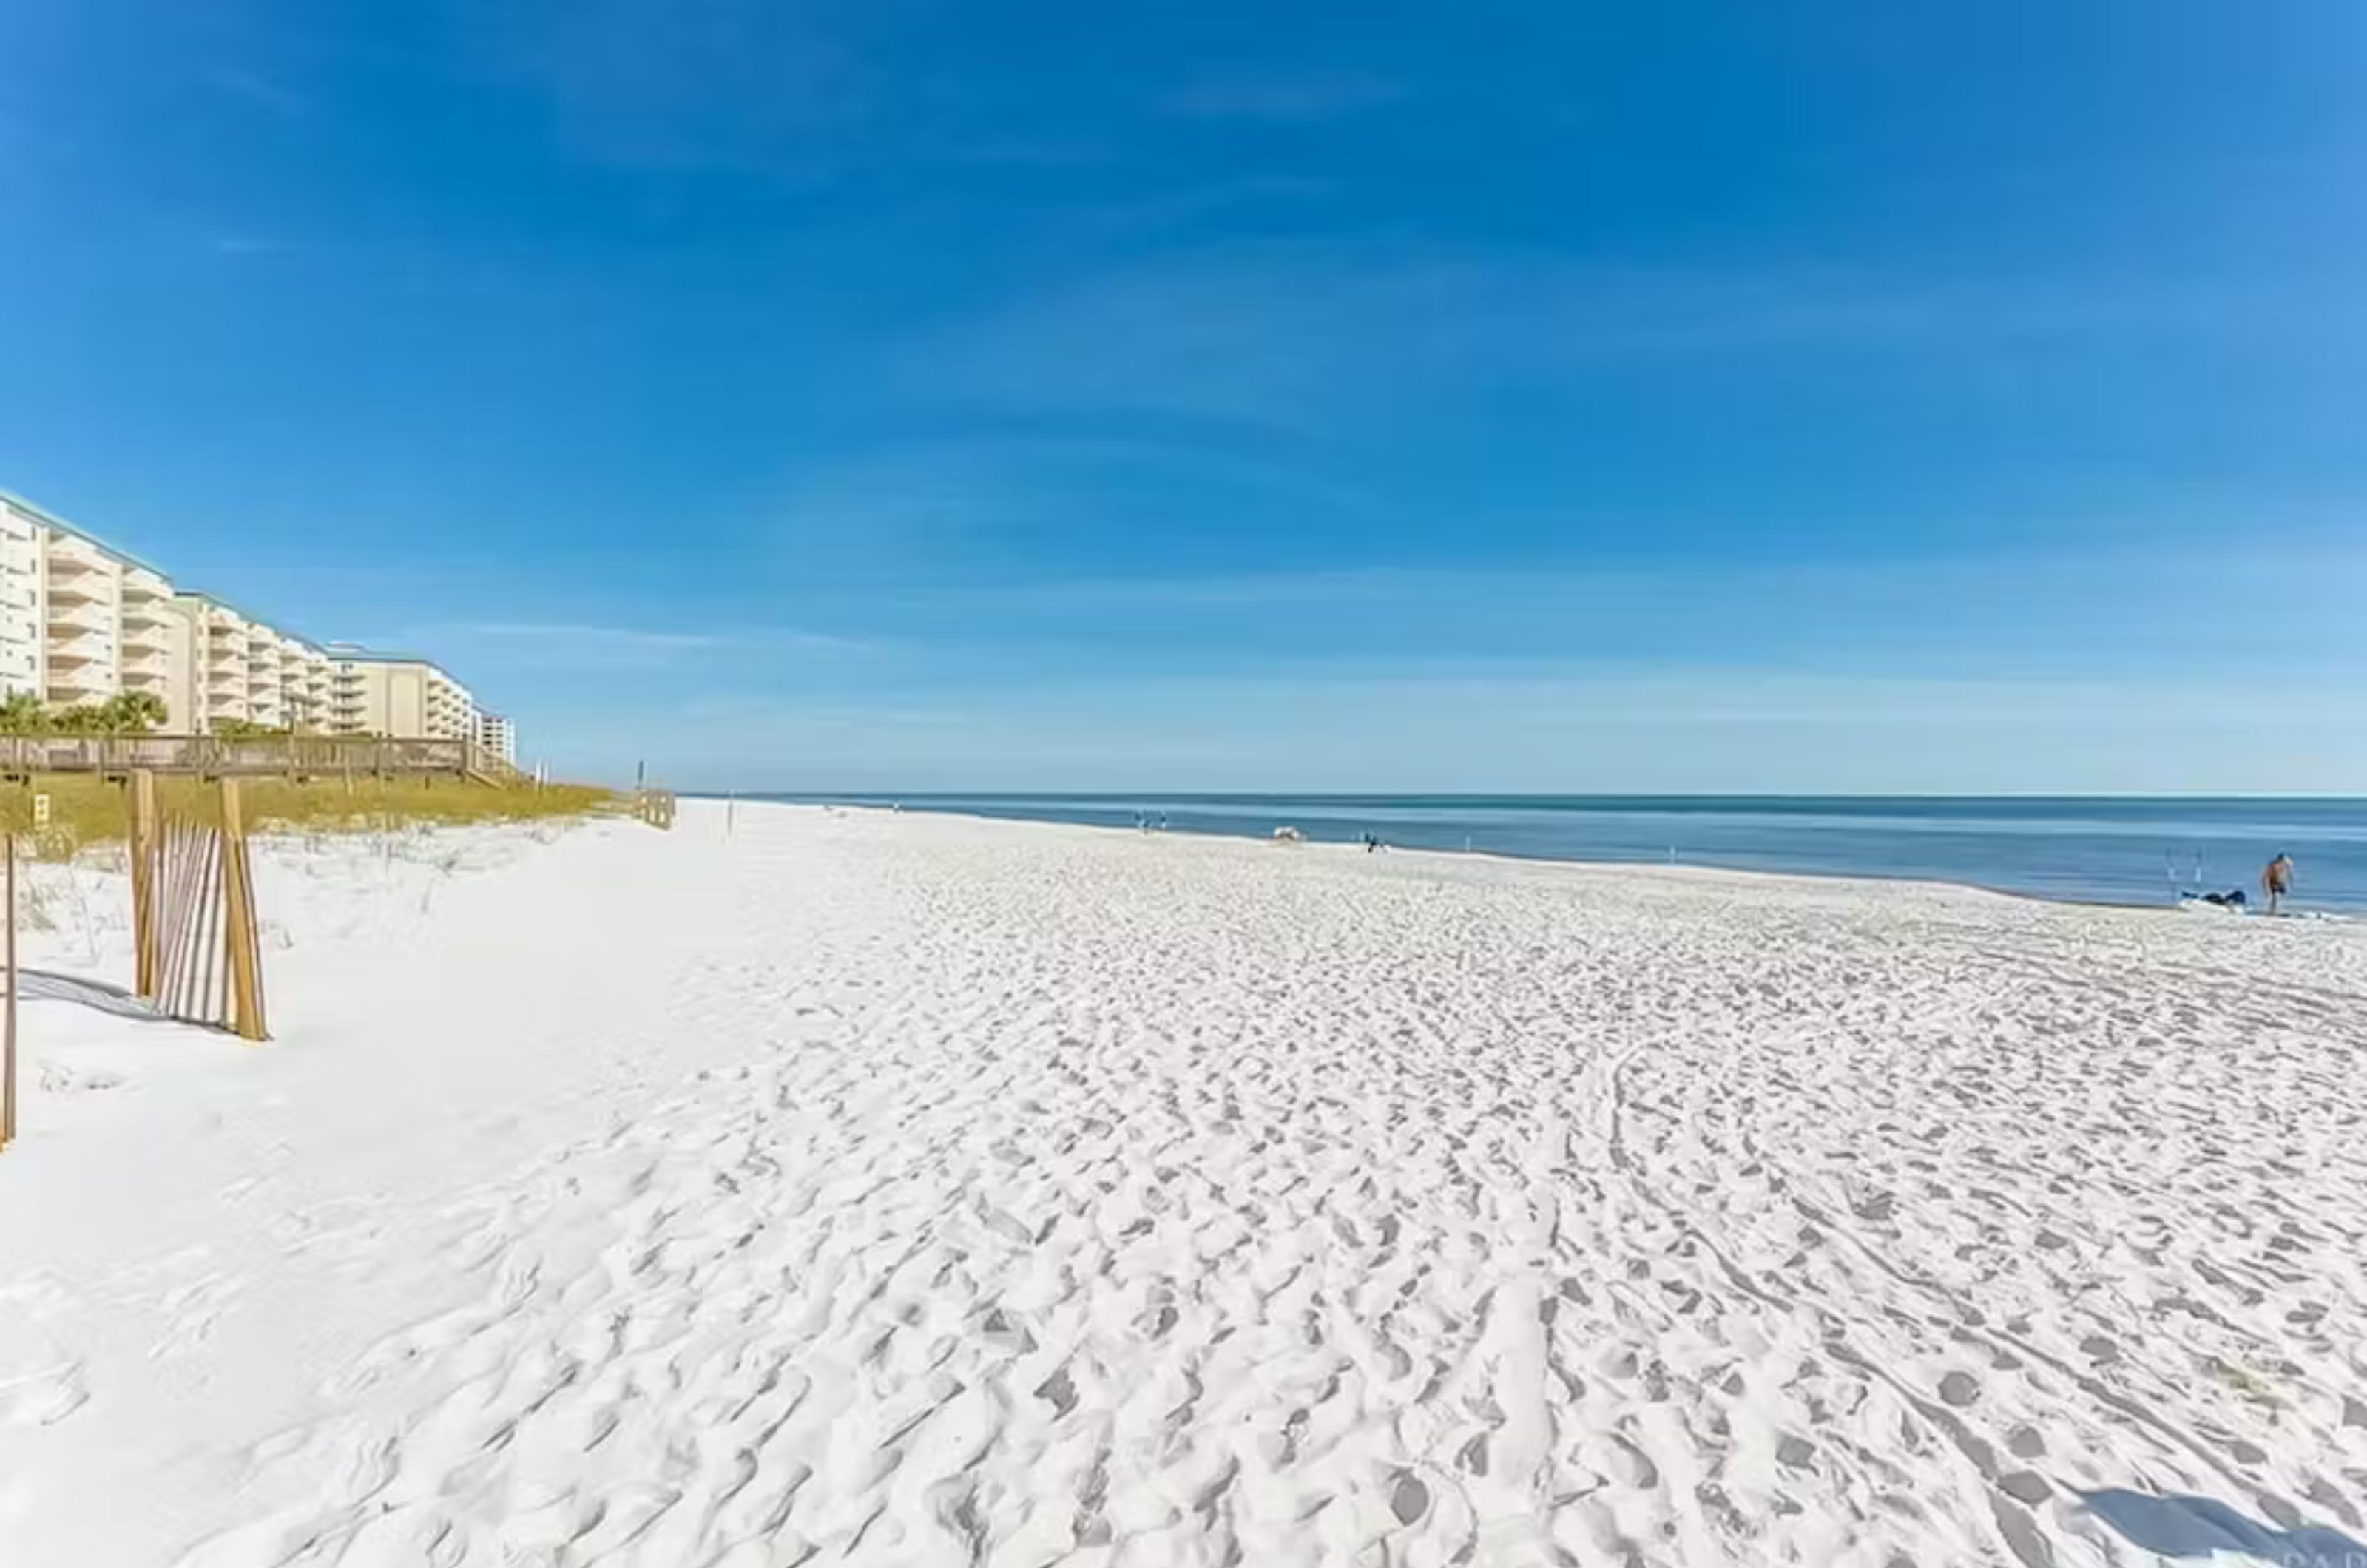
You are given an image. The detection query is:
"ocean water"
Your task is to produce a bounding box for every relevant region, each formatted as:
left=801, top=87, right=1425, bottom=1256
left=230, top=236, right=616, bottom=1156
left=776, top=794, right=2367, bottom=913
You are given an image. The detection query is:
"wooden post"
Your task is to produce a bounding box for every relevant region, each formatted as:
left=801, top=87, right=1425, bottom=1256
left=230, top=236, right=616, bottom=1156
left=129, top=769, right=160, bottom=998
left=3, top=832, right=16, bottom=1150
left=217, top=780, right=268, bottom=1042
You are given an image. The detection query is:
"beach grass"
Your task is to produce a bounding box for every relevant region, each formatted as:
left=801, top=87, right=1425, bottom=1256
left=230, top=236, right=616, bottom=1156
left=0, top=774, right=621, bottom=857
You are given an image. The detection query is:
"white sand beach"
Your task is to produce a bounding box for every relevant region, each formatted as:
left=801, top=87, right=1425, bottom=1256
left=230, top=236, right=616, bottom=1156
left=3, top=800, right=2366, bottom=1567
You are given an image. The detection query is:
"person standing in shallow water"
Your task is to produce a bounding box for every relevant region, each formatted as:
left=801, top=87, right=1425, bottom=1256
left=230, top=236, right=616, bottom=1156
left=2262, top=852, right=2295, bottom=913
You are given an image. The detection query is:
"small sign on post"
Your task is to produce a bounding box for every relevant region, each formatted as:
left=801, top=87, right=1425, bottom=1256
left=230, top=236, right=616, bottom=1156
left=30, top=794, right=48, bottom=829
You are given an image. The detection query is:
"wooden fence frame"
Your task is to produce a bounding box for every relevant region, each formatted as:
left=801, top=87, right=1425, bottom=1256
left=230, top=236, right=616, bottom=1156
left=136, top=773, right=268, bottom=1041
left=632, top=789, right=678, bottom=830
left=2, top=774, right=277, bottom=1151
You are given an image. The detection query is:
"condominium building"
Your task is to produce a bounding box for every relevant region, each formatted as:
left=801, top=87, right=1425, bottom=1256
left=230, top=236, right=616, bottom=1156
left=44, top=527, right=124, bottom=708
left=476, top=711, right=516, bottom=765
left=0, top=502, right=38, bottom=695
left=2, top=490, right=175, bottom=714
left=121, top=561, right=175, bottom=713
left=168, top=594, right=264, bottom=731
left=327, top=649, right=478, bottom=742
left=2, top=487, right=504, bottom=743
left=285, top=638, right=333, bottom=731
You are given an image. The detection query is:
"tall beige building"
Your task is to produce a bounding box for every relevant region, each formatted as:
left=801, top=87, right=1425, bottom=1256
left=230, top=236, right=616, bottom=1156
left=3, top=490, right=179, bottom=714
left=121, top=561, right=176, bottom=714
left=4, top=487, right=504, bottom=746
left=476, top=712, right=516, bottom=765
left=327, top=649, right=478, bottom=741
left=163, top=595, right=343, bottom=734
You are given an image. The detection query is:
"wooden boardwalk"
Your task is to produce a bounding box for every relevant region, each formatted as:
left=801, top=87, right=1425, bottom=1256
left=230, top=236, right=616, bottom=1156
left=0, top=734, right=505, bottom=783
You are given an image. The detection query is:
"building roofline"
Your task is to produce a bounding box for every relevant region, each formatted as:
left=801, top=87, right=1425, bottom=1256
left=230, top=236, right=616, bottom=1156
left=1, top=487, right=176, bottom=580
left=324, top=643, right=435, bottom=666
left=170, top=589, right=328, bottom=653
left=324, top=643, right=471, bottom=685
left=8, top=483, right=488, bottom=706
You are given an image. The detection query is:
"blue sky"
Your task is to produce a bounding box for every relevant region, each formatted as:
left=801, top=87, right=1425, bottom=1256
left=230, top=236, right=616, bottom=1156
left=2, top=0, right=2362, bottom=791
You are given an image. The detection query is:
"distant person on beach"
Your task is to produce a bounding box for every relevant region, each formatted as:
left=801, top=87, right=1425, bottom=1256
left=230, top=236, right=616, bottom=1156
left=2263, top=852, right=2295, bottom=913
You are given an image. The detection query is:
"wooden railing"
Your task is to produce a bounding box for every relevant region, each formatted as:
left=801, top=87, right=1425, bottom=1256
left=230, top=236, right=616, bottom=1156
left=0, top=734, right=502, bottom=781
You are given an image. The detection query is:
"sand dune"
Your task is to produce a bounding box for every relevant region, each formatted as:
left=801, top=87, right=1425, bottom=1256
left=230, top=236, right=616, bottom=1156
left=3, top=802, right=2364, bottom=1567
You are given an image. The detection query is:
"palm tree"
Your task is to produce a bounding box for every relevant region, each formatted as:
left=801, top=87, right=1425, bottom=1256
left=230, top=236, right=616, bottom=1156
left=0, top=692, right=49, bottom=736
left=99, top=691, right=168, bottom=734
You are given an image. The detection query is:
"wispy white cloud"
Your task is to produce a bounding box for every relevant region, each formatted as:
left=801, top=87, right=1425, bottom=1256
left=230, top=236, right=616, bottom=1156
left=209, top=234, right=289, bottom=258
left=420, top=620, right=869, bottom=669
left=202, top=67, right=305, bottom=115
left=456, top=621, right=729, bottom=652
left=894, top=246, right=2354, bottom=430
left=1159, top=70, right=1407, bottom=123
left=763, top=432, right=1393, bottom=565
left=554, top=666, right=2367, bottom=796
left=453, top=0, right=884, bottom=174
left=894, top=251, right=1939, bottom=428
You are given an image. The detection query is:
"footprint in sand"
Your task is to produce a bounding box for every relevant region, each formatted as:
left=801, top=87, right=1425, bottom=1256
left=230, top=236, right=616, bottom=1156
left=0, top=1356, right=87, bottom=1427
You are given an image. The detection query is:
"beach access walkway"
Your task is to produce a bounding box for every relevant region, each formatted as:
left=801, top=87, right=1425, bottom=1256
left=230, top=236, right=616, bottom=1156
left=0, top=733, right=507, bottom=784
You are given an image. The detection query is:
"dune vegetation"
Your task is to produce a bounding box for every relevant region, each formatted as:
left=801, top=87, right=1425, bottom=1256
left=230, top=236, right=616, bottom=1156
left=0, top=774, right=621, bottom=858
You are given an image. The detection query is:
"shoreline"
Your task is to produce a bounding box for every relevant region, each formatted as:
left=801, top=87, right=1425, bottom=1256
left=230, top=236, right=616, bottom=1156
left=715, top=794, right=2352, bottom=922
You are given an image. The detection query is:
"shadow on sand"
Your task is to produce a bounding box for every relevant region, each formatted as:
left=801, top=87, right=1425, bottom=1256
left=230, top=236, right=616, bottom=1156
left=2081, top=1489, right=2367, bottom=1566
left=13, top=968, right=166, bottom=1021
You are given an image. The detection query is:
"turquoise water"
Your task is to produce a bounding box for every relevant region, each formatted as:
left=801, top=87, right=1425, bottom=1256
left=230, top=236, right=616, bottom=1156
left=769, top=794, right=2367, bottom=913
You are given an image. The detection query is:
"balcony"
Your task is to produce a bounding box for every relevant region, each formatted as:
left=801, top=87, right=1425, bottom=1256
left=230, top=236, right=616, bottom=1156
left=45, top=539, right=107, bottom=575
left=47, top=654, right=112, bottom=687
left=47, top=603, right=112, bottom=636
